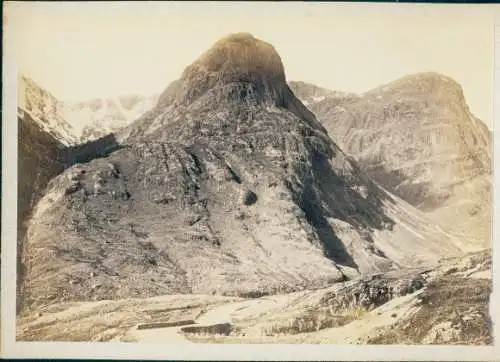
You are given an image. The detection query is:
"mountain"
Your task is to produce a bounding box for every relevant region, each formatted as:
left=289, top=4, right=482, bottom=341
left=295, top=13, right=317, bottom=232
left=19, top=33, right=468, bottom=314
left=67, top=94, right=158, bottom=142
left=18, top=75, right=79, bottom=146
left=292, top=75, right=492, bottom=248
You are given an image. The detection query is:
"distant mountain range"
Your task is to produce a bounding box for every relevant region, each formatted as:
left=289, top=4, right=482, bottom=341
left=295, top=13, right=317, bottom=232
left=18, top=75, right=158, bottom=144
left=67, top=94, right=158, bottom=142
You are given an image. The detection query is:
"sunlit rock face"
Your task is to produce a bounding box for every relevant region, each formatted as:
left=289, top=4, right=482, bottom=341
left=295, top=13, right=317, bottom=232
left=292, top=74, right=492, bottom=248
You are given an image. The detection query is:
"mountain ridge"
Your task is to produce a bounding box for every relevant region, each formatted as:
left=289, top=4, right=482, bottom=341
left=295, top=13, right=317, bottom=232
left=18, top=75, right=79, bottom=146
left=18, top=74, right=159, bottom=143
left=291, top=75, right=492, bottom=247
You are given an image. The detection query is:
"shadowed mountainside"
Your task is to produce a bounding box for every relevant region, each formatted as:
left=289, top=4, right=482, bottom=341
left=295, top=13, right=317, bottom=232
left=17, top=104, right=121, bottom=314
left=17, top=109, right=68, bottom=312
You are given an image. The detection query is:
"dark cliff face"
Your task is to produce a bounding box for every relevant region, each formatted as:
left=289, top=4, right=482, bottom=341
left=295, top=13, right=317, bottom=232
left=17, top=108, right=121, bottom=314
left=19, top=34, right=464, bottom=313
left=18, top=112, right=67, bottom=228
left=64, top=134, right=121, bottom=165
left=17, top=110, right=68, bottom=313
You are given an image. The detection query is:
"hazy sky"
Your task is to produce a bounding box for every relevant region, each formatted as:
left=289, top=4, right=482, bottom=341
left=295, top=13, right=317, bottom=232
left=5, top=2, right=499, bottom=127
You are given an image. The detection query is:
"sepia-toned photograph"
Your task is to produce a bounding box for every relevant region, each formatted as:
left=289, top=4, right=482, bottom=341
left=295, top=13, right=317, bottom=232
left=2, top=1, right=499, bottom=359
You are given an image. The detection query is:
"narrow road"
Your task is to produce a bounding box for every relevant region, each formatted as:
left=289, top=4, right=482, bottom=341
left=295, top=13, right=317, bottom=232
left=132, top=297, right=279, bottom=343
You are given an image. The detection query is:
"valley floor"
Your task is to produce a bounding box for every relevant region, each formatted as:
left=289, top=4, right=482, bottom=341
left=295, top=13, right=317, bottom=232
left=17, top=250, right=492, bottom=345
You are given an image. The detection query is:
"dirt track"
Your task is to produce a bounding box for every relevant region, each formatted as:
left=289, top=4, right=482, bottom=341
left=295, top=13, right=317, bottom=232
left=132, top=297, right=280, bottom=343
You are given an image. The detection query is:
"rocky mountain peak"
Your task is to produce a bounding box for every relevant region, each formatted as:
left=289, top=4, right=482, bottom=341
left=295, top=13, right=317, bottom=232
left=196, top=32, right=284, bottom=75
left=367, top=72, right=467, bottom=106
left=174, top=32, right=287, bottom=106
left=126, top=33, right=326, bottom=142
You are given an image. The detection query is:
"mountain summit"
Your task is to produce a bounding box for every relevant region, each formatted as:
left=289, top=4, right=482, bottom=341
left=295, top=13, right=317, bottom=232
left=367, top=72, right=468, bottom=104
left=176, top=33, right=287, bottom=105
left=124, top=33, right=323, bottom=142
left=20, top=34, right=465, bottom=312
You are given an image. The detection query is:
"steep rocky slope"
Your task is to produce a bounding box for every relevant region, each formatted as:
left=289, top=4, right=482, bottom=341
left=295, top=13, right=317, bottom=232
left=17, top=76, right=80, bottom=311
left=292, top=76, right=492, bottom=248
left=17, top=109, right=69, bottom=312
left=17, top=76, right=124, bottom=313
left=17, top=110, right=67, bottom=243
left=20, top=33, right=466, bottom=313
left=18, top=75, right=79, bottom=146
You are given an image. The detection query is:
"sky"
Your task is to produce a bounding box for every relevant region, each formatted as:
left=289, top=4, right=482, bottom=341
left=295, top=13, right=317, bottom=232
left=5, top=2, right=499, bottom=127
